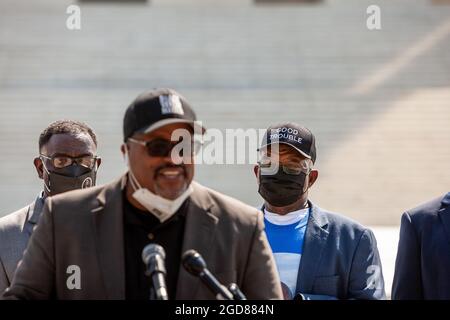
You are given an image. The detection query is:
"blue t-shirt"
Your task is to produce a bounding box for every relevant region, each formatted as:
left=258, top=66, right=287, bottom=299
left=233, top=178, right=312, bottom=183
left=264, top=208, right=309, bottom=297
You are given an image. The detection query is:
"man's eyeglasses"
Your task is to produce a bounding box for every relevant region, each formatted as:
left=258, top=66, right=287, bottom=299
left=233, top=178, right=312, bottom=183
left=40, top=155, right=98, bottom=169
left=128, top=137, right=202, bottom=158
left=257, top=154, right=312, bottom=176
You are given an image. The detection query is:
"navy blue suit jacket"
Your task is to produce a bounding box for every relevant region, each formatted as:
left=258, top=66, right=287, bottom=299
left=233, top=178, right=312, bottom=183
left=263, top=202, right=386, bottom=300
left=392, top=192, right=450, bottom=300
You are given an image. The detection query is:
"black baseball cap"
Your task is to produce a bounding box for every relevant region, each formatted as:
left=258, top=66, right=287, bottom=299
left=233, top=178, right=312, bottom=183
left=260, top=122, right=317, bottom=163
left=123, top=88, right=205, bottom=141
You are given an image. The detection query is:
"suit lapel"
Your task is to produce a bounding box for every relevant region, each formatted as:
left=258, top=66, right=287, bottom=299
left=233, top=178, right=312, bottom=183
left=92, top=176, right=127, bottom=299
left=296, top=202, right=329, bottom=295
left=6, top=195, right=46, bottom=283
left=438, top=192, right=450, bottom=245
left=22, top=202, right=34, bottom=236
left=24, top=194, right=45, bottom=236
left=175, top=181, right=218, bottom=299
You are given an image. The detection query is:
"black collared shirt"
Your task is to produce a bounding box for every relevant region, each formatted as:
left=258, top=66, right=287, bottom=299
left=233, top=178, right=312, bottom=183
left=123, top=192, right=188, bottom=300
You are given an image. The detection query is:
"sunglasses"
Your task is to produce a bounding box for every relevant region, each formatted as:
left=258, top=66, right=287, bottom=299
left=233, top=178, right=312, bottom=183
left=40, top=154, right=98, bottom=169
left=257, top=154, right=312, bottom=176
left=128, top=137, right=202, bottom=158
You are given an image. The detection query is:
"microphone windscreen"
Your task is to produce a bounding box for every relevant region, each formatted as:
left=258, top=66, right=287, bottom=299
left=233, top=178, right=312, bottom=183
left=182, top=249, right=207, bottom=276
left=142, top=243, right=166, bottom=265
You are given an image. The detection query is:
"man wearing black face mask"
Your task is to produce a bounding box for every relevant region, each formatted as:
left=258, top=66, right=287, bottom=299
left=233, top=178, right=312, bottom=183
left=0, top=120, right=101, bottom=294
left=254, top=123, right=385, bottom=300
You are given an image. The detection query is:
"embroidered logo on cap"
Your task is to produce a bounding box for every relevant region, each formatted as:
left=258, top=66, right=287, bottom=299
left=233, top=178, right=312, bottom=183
left=270, top=127, right=303, bottom=144
left=159, top=94, right=184, bottom=115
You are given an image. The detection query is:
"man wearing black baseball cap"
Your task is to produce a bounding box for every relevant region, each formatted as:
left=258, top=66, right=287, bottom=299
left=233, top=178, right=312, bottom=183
left=254, top=122, right=385, bottom=300
left=4, top=88, right=282, bottom=300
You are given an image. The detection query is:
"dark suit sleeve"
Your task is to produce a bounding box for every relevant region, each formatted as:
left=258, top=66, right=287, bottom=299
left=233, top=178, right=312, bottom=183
left=241, top=210, right=283, bottom=300
left=0, top=256, right=9, bottom=295
left=391, top=212, right=423, bottom=300
left=2, top=200, right=55, bottom=300
left=348, top=229, right=385, bottom=300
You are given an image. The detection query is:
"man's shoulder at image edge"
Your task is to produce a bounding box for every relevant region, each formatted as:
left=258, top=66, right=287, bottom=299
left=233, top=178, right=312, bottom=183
left=0, top=200, right=41, bottom=294
left=392, top=192, right=450, bottom=300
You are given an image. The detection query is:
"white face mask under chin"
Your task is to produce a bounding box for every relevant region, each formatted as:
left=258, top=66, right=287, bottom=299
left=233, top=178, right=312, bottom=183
left=128, top=169, right=193, bottom=223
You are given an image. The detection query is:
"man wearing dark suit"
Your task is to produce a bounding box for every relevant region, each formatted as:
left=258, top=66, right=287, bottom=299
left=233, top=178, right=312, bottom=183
left=3, top=88, right=282, bottom=300
left=254, top=123, right=385, bottom=300
left=392, top=192, right=450, bottom=300
left=0, top=120, right=101, bottom=294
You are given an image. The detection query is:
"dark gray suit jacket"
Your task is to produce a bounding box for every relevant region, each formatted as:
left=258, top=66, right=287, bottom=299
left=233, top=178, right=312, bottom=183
left=3, top=175, right=282, bottom=300
left=0, top=195, right=44, bottom=294
left=263, top=202, right=385, bottom=300
left=392, top=192, right=450, bottom=300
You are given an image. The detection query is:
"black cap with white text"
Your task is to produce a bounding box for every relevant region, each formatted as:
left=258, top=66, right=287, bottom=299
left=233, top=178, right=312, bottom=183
left=260, top=122, right=317, bottom=163
left=123, top=88, right=205, bottom=141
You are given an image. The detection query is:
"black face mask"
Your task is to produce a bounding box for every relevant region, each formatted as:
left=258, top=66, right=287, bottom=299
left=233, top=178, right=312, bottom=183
left=43, top=163, right=97, bottom=196
left=258, top=166, right=308, bottom=207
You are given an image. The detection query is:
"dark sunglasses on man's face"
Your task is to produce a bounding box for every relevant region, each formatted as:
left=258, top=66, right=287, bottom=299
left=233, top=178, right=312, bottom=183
left=128, top=137, right=201, bottom=158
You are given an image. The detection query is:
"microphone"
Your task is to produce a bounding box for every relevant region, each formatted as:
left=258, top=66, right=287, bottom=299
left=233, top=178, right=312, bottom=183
left=182, top=249, right=234, bottom=300
left=142, top=243, right=169, bottom=300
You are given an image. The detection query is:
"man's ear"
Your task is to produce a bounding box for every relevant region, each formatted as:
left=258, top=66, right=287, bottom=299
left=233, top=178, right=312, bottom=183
left=33, top=157, right=44, bottom=179
left=120, top=143, right=129, bottom=157
left=253, top=165, right=259, bottom=179
left=308, top=169, right=319, bottom=188
left=95, top=157, right=102, bottom=170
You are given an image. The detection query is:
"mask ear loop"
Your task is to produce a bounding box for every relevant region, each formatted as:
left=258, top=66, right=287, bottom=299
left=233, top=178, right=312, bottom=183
left=128, top=170, right=142, bottom=192
left=123, top=146, right=143, bottom=192
left=92, top=157, right=100, bottom=173
left=43, top=179, right=51, bottom=194
left=301, top=159, right=314, bottom=193
left=296, top=170, right=311, bottom=209
left=39, top=156, right=52, bottom=194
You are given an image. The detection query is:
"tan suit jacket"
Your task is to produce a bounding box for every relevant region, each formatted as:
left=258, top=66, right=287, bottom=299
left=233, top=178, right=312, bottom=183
left=4, top=175, right=282, bottom=300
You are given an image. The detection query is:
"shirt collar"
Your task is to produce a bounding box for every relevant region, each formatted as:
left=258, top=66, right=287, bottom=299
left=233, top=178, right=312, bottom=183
left=264, top=207, right=310, bottom=226
left=28, top=191, right=46, bottom=225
